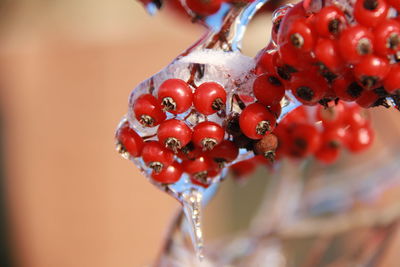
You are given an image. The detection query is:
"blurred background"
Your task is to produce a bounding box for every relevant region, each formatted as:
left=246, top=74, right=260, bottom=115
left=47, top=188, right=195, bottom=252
left=1, top=0, right=400, bottom=267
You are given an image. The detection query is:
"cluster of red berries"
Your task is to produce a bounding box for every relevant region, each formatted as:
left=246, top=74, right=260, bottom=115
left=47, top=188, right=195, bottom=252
left=255, top=0, right=400, bottom=109
left=229, top=102, right=374, bottom=179
left=117, top=78, right=242, bottom=187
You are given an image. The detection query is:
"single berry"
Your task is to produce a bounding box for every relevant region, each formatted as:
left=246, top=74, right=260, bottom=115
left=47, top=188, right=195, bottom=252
left=332, top=74, right=364, bottom=102
left=316, top=101, right=345, bottom=128
left=207, top=140, right=239, bottom=167
left=133, top=94, right=166, bottom=127
left=186, top=0, right=222, bottom=16
left=193, top=82, right=226, bottom=115
left=383, top=65, right=400, bottom=93
left=289, top=72, right=328, bottom=105
left=287, top=18, right=316, bottom=53
left=183, top=155, right=214, bottom=184
left=253, top=74, right=285, bottom=106
left=314, top=38, right=344, bottom=72
left=158, top=78, right=193, bottom=114
left=338, top=25, right=374, bottom=64
left=314, top=5, right=346, bottom=38
left=354, top=55, right=390, bottom=89
left=116, top=123, right=144, bottom=157
left=344, top=125, right=374, bottom=153
left=239, top=103, right=277, bottom=140
left=253, top=133, right=278, bottom=162
left=373, top=20, right=400, bottom=57
left=141, top=141, right=175, bottom=173
left=230, top=159, right=257, bottom=180
left=151, top=161, right=183, bottom=184
left=344, top=104, right=371, bottom=128
left=355, top=89, right=381, bottom=108
left=192, top=121, right=225, bottom=150
left=354, top=0, right=389, bottom=28
left=157, top=119, right=192, bottom=152
left=287, top=123, right=320, bottom=158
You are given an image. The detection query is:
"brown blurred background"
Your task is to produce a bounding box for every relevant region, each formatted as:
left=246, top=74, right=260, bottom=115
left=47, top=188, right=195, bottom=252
left=1, top=1, right=400, bottom=267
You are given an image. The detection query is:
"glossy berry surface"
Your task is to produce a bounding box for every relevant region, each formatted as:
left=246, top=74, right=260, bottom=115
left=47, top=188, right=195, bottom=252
left=157, top=119, right=192, bottom=152
left=116, top=124, right=144, bottom=157
left=252, top=74, right=284, bottom=106
left=151, top=161, right=183, bottom=184
left=133, top=94, right=166, bottom=127
left=239, top=103, right=276, bottom=140
left=141, top=141, right=175, bottom=172
left=192, top=121, right=225, bottom=150
left=193, top=82, right=227, bottom=115
left=158, top=78, right=193, bottom=114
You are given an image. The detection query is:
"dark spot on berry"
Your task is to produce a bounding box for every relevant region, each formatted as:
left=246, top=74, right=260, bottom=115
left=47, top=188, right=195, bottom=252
left=361, top=76, right=379, bottom=89
left=328, top=19, right=341, bottom=35
left=357, top=38, right=372, bottom=55
left=268, top=76, right=282, bottom=86
left=388, top=33, right=400, bottom=50
left=347, top=82, right=364, bottom=98
left=373, top=86, right=389, bottom=97
left=363, top=0, right=378, bottom=10
left=277, top=65, right=297, bottom=80
left=294, top=138, right=307, bottom=150
left=290, top=33, right=304, bottom=48
left=153, top=0, right=162, bottom=9
left=296, top=86, right=314, bottom=102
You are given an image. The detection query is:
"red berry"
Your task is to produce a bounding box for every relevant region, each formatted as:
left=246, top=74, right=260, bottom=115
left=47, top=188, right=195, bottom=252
left=116, top=124, right=144, bottom=157
left=314, top=127, right=344, bottom=164
left=287, top=123, right=320, bottom=158
left=345, top=125, right=374, bottom=153
left=289, top=72, right=328, bottom=105
left=281, top=105, right=308, bottom=125
left=157, top=119, right=192, bottom=152
left=354, top=0, right=389, bottom=28
left=253, top=74, right=284, bottom=106
left=354, top=55, right=390, bottom=89
left=373, top=20, right=400, bottom=57
left=278, top=42, right=315, bottom=71
left=286, top=18, right=316, bottom=53
left=314, top=6, right=346, bottom=38
left=193, top=82, right=226, bottom=115
left=230, top=159, right=256, bottom=179
left=386, top=0, right=400, bottom=11
left=255, top=50, right=276, bottom=75
left=269, top=102, right=282, bottom=118
left=158, top=79, right=193, bottom=114
left=192, top=121, right=225, bottom=150
left=186, top=0, right=222, bottom=16
left=344, top=104, right=371, bottom=128
left=315, top=38, right=344, bottom=72
left=151, top=161, right=183, bottom=184
left=383, top=65, right=400, bottom=93
left=207, top=140, right=239, bottom=166
left=316, top=101, right=345, bottom=128
left=277, top=2, right=307, bottom=45
left=133, top=94, right=166, bottom=127
left=141, top=141, right=175, bottom=173
left=178, top=142, right=202, bottom=160
left=239, top=103, right=277, bottom=140
left=355, top=89, right=380, bottom=108
left=332, top=74, right=364, bottom=101
left=338, top=25, right=374, bottom=64
left=183, top=155, right=214, bottom=184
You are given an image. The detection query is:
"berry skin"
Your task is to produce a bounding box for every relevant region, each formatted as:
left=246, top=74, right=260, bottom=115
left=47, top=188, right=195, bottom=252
left=345, top=105, right=371, bottom=128
left=253, top=74, right=285, bottom=106
left=386, top=0, right=400, bottom=11
left=239, top=103, right=277, bottom=140
left=116, top=124, right=144, bottom=157
left=316, top=101, right=345, bottom=128
left=344, top=125, right=374, bottom=153
left=287, top=123, right=320, bottom=158
left=314, top=5, right=346, bottom=38
left=355, top=89, right=380, bottom=108
left=289, top=72, right=328, bottom=105
left=133, top=94, right=166, bottom=127
left=253, top=133, right=278, bottom=161
left=286, top=18, right=316, bottom=53
left=314, top=38, right=344, bottom=72
left=255, top=50, right=276, bottom=75
left=332, top=74, right=364, bottom=102
left=183, top=155, right=214, bottom=184
left=186, top=0, right=222, bottom=16
left=192, top=121, right=225, bottom=151
left=207, top=140, right=239, bottom=166
left=354, top=0, right=389, bottom=28
left=158, top=79, right=193, bottom=114
left=193, top=82, right=226, bottom=115
left=338, top=25, right=374, bottom=64
left=151, top=161, right=183, bottom=184
left=383, top=65, right=400, bottom=93
left=315, top=128, right=344, bottom=164
left=157, top=119, right=192, bottom=152
left=354, top=55, right=390, bottom=89
left=373, top=20, right=400, bottom=57
left=141, top=141, right=175, bottom=173
left=230, top=159, right=257, bottom=179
